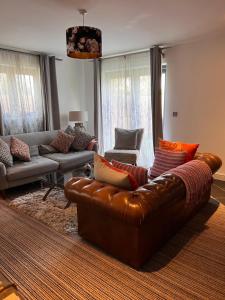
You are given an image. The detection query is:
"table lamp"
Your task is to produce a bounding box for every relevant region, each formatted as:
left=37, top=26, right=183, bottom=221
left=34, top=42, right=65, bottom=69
left=69, top=111, right=88, bottom=130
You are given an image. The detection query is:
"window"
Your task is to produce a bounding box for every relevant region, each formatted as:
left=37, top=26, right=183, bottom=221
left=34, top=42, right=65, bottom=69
left=0, top=50, right=44, bottom=135
left=101, top=52, right=154, bottom=166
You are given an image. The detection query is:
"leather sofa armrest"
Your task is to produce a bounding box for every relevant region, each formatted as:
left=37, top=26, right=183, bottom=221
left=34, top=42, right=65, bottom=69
left=194, top=152, right=222, bottom=174
left=65, top=174, right=185, bottom=226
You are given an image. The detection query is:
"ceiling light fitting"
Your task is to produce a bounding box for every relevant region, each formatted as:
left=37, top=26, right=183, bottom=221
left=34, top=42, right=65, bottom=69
left=66, top=9, right=102, bottom=59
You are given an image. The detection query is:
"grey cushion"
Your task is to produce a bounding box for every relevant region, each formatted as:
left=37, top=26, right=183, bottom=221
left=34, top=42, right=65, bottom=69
left=43, top=151, right=94, bottom=172
left=114, top=128, right=138, bottom=150
left=6, top=156, right=59, bottom=181
left=39, top=144, right=57, bottom=155
left=0, top=138, right=13, bottom=167
left=105, top=149, right=139, bottom=165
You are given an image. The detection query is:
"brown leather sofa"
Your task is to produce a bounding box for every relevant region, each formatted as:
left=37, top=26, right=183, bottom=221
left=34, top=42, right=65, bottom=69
left=64, top=153, right=222, bottom=269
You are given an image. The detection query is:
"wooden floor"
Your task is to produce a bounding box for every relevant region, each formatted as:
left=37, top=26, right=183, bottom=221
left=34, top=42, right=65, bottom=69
left=0, top=193, right=225, bottom=299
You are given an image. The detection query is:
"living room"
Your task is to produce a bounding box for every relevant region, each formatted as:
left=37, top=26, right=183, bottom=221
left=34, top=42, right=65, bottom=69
left=0, top=0, right=225, bottom=299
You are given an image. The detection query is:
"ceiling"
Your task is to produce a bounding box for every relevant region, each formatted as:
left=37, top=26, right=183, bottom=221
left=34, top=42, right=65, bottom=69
left=0, top=0, right=225, bottom=57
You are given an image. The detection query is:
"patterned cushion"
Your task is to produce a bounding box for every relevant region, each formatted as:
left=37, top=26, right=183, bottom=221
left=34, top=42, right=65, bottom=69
left=94, top=154, right=138, bottom=190
left=50, top=131, right=74, bottom=154
left=150, top=148, right=186, bottom=178
left=0, top=138, right=13, bottom=167
left=112, top=160, right=148, bottom=187
left=65, top=126, right=94, bottom=151
left=10, top=137, right=31, bottom=162
left=159, top=139, right=199, bottom=162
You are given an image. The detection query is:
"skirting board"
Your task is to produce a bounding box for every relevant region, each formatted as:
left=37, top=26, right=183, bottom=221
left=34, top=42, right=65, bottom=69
left=213, top=172, right=225, bottom=181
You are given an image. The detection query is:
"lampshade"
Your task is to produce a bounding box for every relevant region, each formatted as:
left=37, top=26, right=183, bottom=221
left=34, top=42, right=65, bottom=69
left=66, top=26, right=102, bottom=59
left=69, top=111, right=88, bottom=122
left=66, top=9, right=102, bottom=59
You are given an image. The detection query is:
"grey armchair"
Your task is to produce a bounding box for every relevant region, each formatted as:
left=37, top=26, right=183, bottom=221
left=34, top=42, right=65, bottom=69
left=104, top=128, right=144, bottom=165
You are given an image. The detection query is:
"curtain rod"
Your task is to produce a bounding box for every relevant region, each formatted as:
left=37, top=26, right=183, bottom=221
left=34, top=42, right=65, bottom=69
left=0, top=45, right=63, bottom=61
left=101, top=44, right=170, bottom=60
left=101, top=48, right=150, bottom=60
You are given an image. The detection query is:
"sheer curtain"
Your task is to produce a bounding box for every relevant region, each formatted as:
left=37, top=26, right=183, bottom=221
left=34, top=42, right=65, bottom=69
left=0, top=49, right=44, bottom=135
left=101, top=51, right=154, bottom=167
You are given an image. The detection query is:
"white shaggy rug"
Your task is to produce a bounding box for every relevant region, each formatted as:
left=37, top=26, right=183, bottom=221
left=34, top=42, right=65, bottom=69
left=9, top=188, right=77, bottom=235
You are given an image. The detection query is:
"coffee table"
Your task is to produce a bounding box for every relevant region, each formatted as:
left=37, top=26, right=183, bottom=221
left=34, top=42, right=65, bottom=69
left=42, top=163, right=93, bottom=207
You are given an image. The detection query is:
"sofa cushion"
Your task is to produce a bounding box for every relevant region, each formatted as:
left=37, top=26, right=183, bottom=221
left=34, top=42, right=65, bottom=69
left=104, top=149, right=139, bottom=165
left=39, top=144, right=57, bottom=155
left=0, top=138, right=13, bottom=167
left=65, top=126, right=94, bottom=151
left=94, top=154, right=138, bottom=190
left=11, top=137, right=31, bottom=162
left=43, top=151, right=94, bottom=172
left=159, top=139, right=199, bottom=162
left=112, top=160, right=148, bottom=186
left=114, top=128, right=138, bottom=150
left=7, top=156, right=59, bottom=181
left=50, top=131, right=74, bottom=153
left=150, top=148, right=186, bottom=178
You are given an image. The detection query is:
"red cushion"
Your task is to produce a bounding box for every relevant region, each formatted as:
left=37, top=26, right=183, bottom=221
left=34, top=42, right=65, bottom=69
left=159, top=139, right=199, bottom=162
left=112, top=160, right=148, bottom=187
left=94, top=154, right=138, bottom=190
left=150, top=148, right=186, bottom=178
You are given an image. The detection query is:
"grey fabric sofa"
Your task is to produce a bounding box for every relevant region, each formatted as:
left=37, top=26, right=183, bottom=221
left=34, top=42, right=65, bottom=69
left=0, top=130, right=95, bottom=191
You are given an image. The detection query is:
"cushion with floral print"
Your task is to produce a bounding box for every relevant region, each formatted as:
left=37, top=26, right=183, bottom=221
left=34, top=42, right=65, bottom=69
left=0, top=138, right=13, bottom=167
left=65, top=126, right=94, bottom=151
left=10, top=137, right=31, bottom=162
left=50, top=131, right=74, bottom=154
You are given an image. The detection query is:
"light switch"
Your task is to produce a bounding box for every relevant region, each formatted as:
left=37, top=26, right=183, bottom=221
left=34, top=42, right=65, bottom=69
left=173, top=112, right=178, bottom=117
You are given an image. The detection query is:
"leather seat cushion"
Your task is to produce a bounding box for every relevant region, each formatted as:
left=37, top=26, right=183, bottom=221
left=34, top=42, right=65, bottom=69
left=7, top=156, right=59, bottom=181
left=43, top=151, right=94, bottom=172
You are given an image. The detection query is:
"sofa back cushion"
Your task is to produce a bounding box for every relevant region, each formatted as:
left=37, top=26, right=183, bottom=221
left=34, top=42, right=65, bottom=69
left=1, top=130, right=58, bottom=147
left=150, top=148, right=186, bottom=178
left=112, top=160, right=148, bottom=186
left=94, top=154, right=138, bottom=190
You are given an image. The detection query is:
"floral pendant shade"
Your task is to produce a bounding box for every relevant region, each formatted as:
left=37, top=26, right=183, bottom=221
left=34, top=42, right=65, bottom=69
left=66, top=25, right=102, bottom=59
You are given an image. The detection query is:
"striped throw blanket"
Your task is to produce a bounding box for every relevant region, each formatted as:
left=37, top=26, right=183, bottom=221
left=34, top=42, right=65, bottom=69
left=165, top=160, right=213, bottom=206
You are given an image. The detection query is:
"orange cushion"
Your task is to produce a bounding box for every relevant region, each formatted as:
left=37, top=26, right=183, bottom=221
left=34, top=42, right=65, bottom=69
left=159, top=139, right=199, bottom=162
left=94, top=154, right=138, bottom=190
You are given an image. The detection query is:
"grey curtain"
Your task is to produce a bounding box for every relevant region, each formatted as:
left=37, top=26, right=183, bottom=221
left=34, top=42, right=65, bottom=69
left=150, top=46, right=163, bottom=150
left=40, top=55, right=60, bottom=130
left=93, top=59, right=103, bottom=152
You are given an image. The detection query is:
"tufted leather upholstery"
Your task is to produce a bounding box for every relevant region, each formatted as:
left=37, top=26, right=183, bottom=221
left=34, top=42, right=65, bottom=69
left=64, top=152, right=222, bottom=268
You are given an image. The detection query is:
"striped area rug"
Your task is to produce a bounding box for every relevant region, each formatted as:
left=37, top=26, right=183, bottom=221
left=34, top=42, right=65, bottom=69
left=0, top=198, right=225, bottom=300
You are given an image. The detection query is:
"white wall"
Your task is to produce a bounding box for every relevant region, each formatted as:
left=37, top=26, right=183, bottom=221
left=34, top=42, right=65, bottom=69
left=56, top=57, right=94, bottom=133
left=164, top=31, right=225, bottom=178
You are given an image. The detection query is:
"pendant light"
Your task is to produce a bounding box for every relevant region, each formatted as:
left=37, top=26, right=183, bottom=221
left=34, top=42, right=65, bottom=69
left=66, top=9, right=102, bottom=59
